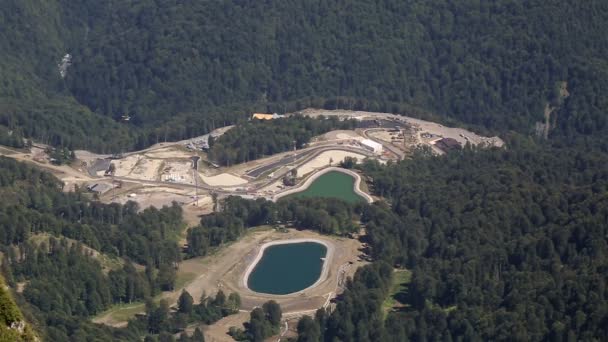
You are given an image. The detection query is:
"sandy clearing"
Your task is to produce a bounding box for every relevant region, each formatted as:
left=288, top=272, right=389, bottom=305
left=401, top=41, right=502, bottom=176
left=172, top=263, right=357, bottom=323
left=131, top=158, right=163, bottom=181
left=368, top=130, right=396, bottom=142
left=201, top=173, right=248, bottom=186
left=3, top=151, right=95, bottom=185
left=315, top=130, right=361, bottom=142
left=177, top=229, right=364, bottom=313
left=144, top=147, right=194, bottom=159
left=182, top=199, right=214, bottom=227
left=74, top=150, right=111, bottom=164
left=107, top=186, right=204, bottom=210
left=160, top=161, right=196, bottom=184
left=112, top=155, right=164, bottom=181
left=93, top=228, right=365, bottom=327
left=297, top=150, right=366, bottom=176
left=301, top=109, right=505, bottom=148
left=113, top=155, right=141, bottom=177
left=201, top=311, right=250, bottom=342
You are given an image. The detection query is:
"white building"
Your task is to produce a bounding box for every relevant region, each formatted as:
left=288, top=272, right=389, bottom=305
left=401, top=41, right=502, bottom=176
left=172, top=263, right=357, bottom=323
left=361, top=139, right=383, bottom=154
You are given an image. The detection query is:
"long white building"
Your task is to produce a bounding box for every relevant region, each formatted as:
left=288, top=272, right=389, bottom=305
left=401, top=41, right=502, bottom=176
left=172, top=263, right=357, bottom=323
left=361, top=139, right=383, bottom=154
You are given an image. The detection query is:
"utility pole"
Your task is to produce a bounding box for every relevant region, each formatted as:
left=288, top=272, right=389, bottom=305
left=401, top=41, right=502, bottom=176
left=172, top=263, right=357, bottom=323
left=191, top=156, right=200, bottom=206
left=292, top=140, right=296, bottom=170
left=193, top=168, right=198, bottom=206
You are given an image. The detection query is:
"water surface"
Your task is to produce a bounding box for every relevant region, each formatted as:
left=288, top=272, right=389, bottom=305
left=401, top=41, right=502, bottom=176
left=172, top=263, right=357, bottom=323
left=247, top=242, right=327, bottom=295
left=286, top=170, right=365, bottom=203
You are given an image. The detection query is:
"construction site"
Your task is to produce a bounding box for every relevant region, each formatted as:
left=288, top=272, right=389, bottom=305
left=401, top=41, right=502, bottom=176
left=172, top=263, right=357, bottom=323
left=0, top=109, right=504, bottom=338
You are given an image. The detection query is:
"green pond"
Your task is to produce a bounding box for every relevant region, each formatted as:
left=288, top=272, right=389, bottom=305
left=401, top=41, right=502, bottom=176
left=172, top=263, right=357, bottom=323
left=247, top=242, right=327, bottom=295
left=286, top=170, right=365, bottom=203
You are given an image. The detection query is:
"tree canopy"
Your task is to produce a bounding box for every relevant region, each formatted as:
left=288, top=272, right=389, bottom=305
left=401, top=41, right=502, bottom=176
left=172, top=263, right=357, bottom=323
left=2, top=0, right=607, bottom=152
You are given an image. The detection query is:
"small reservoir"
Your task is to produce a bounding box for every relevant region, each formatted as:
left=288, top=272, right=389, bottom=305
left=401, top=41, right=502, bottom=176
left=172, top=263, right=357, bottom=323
left=247, top=242, right=327, bottom=295
left=286, top=170, right=366, bottom=203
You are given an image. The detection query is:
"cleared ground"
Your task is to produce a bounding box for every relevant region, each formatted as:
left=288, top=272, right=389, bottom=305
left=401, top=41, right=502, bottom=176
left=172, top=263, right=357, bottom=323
left=200, top=173, right=248, bottom=186
left=382, top=269, right=412, bottom=316
left=93, top=228, right=365, bottom=327
left=297, top=150, right=367, bottom=176
left=300, top=109, right=505, bottom=149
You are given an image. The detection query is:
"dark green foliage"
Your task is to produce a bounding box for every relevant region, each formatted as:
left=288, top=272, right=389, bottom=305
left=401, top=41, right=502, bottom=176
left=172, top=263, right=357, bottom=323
left=262, top=301, right=282, bottom=327
left=231, top=300, right=282, bottom=342
left=226, top=293, right=241, bottom=316
left=0, top=126, right=24, bottom=149
left=46, top=146, right=74, bottom=165
left=339, top=157, right=357, bottom=169
left=157, top=264, right=177, bottom=292
left=208, top=116, right=355, bottom=165
left=297, top=316, right=320, bottom=342
left=300, top=133, right=608, bottom=341
left=186, top=197, right=360, bottom=258
left=141, top=290, right=236, bottom=338
left=0, top=157, right=187, bottom=340
left=1, top=1, right=607, bottom=341
left=146, top=300, right=170, bottom=334
left=178, top=290, right=194, bottom=315
left=3, top=0, right=608, bottom=153
left=192, top=327, right=205, bottom=342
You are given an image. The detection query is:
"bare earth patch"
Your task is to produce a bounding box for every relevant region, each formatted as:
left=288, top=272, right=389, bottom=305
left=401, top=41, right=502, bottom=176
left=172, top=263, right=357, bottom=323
left=297, top=150, right=366, bottom=176
left=93, top=228, right=365, bottom=327
left=200, top=173, right=248, bottom=186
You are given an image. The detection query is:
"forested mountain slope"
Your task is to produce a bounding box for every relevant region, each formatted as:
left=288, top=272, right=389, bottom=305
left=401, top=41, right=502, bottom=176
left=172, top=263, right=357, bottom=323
left=0, top=157, right=187, bottom=340
left=1, top=0, right=607, bottom=151
left=0, top=276, right=36, bottom=341
left=1, top=1, right=608, bottom=341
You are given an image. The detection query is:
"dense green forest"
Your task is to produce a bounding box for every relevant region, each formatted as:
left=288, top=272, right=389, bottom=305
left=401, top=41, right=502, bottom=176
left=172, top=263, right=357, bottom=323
left=208, top=116, right=355, bottom=165
left=2, top=0, right=608, bottom=341
left=186, top=65, right=608, bottom=339
left=186, top=196, right=360, bottom=258
left=2, top=0, right=607, bottom=152
left=189, top=140, right=608, bottom=341
left=0, top=157, right=207, bottom=340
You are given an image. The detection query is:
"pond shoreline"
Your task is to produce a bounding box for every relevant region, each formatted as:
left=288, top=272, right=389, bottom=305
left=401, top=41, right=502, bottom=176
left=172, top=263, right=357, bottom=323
left=242, top=238, right=334, bottom=296
left=272, top=166, right=374, bottom=203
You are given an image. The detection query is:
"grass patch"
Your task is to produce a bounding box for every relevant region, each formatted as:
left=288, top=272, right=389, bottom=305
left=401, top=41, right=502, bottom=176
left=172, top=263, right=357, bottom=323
left=248, top=225, right=274, bottom=233
left=175, top=272, right=197, bottom=289
left=382, top=269, right=412, bottom=316
left=94, top=295, right=168, bottom=323
left=106, top=302, right=145, bottom=322
left=93, top=301, right=145, bottom=323
left=96, top=252, right=124, bottom=271
left=29, top=233, right=124, bottom=271
left=426, top=301, right=457, bottom=314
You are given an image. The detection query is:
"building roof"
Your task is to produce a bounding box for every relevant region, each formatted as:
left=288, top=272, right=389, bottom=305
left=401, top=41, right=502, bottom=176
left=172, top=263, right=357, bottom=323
left=252, top=113, right=284, bottom=120
left=361, top=139, right=383, bottom=149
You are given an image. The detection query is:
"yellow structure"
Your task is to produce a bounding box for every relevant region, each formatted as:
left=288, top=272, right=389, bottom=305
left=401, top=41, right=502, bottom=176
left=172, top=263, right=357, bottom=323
left=251, top=113, right=275, bottom=120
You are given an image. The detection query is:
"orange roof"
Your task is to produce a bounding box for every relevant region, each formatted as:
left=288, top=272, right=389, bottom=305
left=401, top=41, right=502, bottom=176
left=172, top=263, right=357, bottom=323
left=252, top=113, right=275, bottom=120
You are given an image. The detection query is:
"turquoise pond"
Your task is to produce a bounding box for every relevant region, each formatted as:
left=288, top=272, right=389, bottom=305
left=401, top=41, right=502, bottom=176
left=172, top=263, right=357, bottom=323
left=247, top=242, right=327, bottom=295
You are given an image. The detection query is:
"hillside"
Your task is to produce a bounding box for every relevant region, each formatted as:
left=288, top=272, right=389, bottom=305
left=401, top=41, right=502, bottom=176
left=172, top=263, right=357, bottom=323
left=1, top=0, right=607, bottom=152
left=1, top=1, right=607, bottom=341
left=0, top=156, right=186, bottom=341
left=0, top=275, right=36, bottom=341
